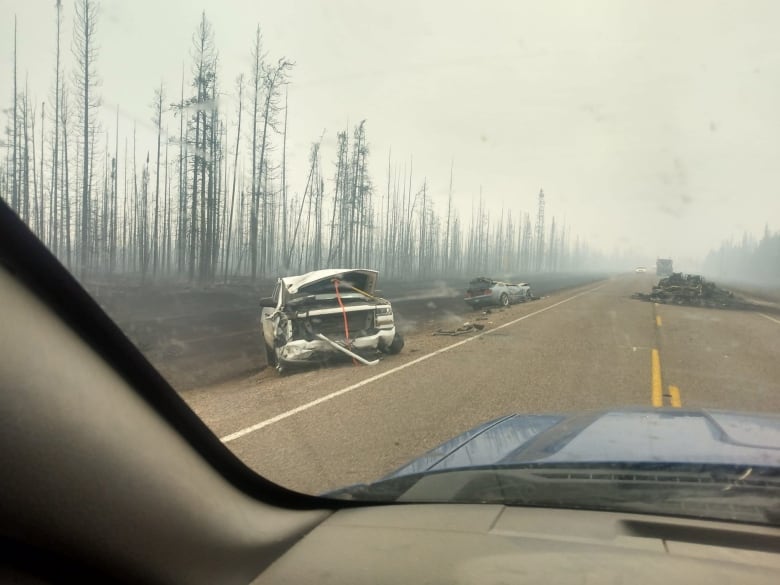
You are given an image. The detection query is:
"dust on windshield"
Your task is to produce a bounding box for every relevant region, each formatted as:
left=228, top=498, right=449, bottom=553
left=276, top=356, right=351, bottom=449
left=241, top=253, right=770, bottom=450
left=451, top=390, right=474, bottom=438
left=2, top=1, right=780, bottom=515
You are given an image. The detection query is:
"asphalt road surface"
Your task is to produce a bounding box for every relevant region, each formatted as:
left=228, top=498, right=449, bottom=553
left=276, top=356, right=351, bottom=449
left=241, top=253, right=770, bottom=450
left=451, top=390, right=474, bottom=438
left=182, top=273, right=780, bottom=495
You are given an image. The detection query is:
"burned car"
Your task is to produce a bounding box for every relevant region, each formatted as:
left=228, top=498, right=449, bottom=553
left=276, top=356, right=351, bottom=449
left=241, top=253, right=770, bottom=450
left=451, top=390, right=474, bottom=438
left=260, top=269, right=404, bottom=373
left=464, top=276, right=533, bottom=308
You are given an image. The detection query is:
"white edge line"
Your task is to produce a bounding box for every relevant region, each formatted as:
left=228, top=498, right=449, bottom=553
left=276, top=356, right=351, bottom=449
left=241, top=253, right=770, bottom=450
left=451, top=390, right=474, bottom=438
left=759, top=312, right=780, bottom=325
left=221, top=282, right=607, bottom=443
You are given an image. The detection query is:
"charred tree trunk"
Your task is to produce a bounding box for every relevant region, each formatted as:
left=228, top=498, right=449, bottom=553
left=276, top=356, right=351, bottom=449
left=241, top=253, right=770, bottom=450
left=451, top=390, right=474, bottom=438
left=152, top=84, right=164, bottom=278
left=50, top=1, right=63, bottom=256
left=249, top=26, right=262, bottom=282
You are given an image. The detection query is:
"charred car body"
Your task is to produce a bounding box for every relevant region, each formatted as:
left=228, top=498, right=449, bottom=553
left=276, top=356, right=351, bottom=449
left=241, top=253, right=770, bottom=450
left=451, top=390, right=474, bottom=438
left=260, top=269, right=403, bottom=372
left=464, top=276, right=533, bottom=308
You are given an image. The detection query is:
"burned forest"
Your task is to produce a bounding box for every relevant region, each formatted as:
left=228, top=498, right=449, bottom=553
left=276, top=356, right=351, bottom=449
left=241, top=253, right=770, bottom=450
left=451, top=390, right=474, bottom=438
left=0, top=5, right=609, bottom=288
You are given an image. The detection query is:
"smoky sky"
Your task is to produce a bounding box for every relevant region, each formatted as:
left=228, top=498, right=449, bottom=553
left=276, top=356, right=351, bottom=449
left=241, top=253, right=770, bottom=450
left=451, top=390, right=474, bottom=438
left=4, top=0, right=780, bottom=267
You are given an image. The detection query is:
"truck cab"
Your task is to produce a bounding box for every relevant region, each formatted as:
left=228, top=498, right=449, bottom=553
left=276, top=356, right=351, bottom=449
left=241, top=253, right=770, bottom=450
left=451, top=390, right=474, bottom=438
left=656, top=258, right=673, bottom=276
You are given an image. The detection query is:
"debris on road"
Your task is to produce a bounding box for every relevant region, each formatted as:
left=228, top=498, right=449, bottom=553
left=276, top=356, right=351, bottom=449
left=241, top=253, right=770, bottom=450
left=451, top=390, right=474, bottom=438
left=314, top=333, right=380, bottom=366
left=632, top=273, right=752, bottom=309
left=433, top=323, right=486, bottom=336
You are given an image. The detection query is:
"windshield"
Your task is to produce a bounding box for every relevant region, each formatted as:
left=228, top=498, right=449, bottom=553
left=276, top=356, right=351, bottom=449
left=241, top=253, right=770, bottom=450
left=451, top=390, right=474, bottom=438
left=3, top=0, right=780, bottom=525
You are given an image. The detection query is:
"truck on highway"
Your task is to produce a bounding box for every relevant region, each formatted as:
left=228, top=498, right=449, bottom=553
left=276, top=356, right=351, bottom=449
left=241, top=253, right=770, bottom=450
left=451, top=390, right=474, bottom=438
left=656, top=258, right=673, bottom=277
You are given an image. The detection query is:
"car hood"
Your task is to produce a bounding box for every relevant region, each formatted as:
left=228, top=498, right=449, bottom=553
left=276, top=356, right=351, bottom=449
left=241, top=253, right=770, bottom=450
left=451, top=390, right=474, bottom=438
left=282, top=268, right=378, bottom=295
left=386, top=408, right=780, bottom=479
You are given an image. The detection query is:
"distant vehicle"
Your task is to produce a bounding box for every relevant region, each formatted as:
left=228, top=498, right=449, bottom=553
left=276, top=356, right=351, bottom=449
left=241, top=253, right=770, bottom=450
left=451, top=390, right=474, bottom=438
left=656, top=258, right=674, bottom=276
left=635, top=266, right=647, bottom=273
left=464, top=277, right=533, bottom=308
left=260, top=268, right=404, bottom=373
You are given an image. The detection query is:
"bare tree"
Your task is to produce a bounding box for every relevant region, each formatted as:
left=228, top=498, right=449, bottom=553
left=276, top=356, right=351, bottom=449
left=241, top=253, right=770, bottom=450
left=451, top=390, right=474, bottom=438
left=21, top=91, right=31, bottom=229
left=248, top=26, right=263, bottom=281
left=12, top=15, right=19, bottom=217
left=163, top=127, right=171, bottom=274
left=326, top=130, right=348, bottom=266
left=444, top=160, right=453, bottom=272
left=50, top=0, right=63, bottom=255
left=223, top=74, right=243, bottom=282
left=109, top=106, right=118, bottom=272
left=61, top=83, right=72, bottom=267
left=249, top=39, right=292, bottom=281
left=151, top=83, right=165, bottom=276
left=40, top=102, right=45, bottom=244
left=140, top=152, right=150, bottom=280
left=187, top=11, right=217, bottom=282
left=174, top=65, right=187, bottom=274
left=121, top=135, right=127, bottom=270
left=29, top=95, right=40, bottom=234
left=72, top=0, right=100, bottom=275
left=287, top=138, right=319, bottom=270
left=281, top=88, right=289, bottom=262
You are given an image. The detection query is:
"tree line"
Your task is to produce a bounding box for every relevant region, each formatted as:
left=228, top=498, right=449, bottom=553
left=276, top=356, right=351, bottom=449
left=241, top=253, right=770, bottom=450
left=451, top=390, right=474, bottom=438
left=2, top=2, right=595, bottom=285
left=703, top=227, right=780, bottom=285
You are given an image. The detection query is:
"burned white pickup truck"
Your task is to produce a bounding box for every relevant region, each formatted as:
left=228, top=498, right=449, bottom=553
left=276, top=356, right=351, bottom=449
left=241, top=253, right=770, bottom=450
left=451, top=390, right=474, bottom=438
left=260, top=269, right=404, bottom=373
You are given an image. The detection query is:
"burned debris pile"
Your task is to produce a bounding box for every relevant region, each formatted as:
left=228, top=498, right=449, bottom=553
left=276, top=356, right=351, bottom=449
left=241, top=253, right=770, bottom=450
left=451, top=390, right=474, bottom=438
left=632, top=273, right=751, bottom=309
left=433, top=323, right=486, bottom=336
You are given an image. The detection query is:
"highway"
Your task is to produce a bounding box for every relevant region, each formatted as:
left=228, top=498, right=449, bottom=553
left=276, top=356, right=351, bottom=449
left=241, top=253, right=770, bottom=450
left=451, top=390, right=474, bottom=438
left=182, top=273, right=780, bottom=495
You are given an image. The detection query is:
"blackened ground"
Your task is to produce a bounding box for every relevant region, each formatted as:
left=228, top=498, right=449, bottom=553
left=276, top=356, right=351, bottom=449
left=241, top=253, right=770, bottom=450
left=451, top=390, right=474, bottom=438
left=87, top=272, right=609, bottom=390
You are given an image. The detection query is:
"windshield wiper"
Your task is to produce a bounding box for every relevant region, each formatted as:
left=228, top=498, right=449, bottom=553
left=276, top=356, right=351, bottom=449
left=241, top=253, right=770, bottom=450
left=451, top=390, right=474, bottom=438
left=327, top=464, right=780, bottom=525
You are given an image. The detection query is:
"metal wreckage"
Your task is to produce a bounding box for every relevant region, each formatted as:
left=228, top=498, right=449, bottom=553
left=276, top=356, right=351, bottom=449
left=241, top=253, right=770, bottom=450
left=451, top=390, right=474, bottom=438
left=259, top=269, right=405, bottom=373
left=632, top=272, right=752, bottom=309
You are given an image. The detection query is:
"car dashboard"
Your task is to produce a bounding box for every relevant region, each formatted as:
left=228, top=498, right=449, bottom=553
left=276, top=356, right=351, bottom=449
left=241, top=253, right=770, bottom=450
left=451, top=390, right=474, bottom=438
left=255, top=504, right=779, bottom=584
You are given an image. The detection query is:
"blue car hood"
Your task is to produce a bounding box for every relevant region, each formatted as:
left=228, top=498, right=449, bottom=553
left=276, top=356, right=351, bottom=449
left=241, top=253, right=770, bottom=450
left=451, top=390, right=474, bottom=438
left=387, top=408, right=780, bottom=479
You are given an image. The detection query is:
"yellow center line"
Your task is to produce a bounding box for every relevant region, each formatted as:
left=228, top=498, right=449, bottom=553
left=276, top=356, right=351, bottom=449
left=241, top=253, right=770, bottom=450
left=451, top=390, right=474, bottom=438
left=669, top=385, right=682, bottom=408
left=655, top=315, right=662, bottom=327
left=651, top=348, right=663, bottom=407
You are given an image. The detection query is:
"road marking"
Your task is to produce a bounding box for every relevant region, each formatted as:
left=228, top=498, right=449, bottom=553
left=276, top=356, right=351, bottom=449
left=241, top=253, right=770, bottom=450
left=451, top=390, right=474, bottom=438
left=221, top=283, right=608, bottom=443
left=655, top=315, right=662, bottom=327
left=669, top=385, right=682, bottom=408
left=759, top=313, right=780, bottom=325
left=651, top=349, right=663, bottom=407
